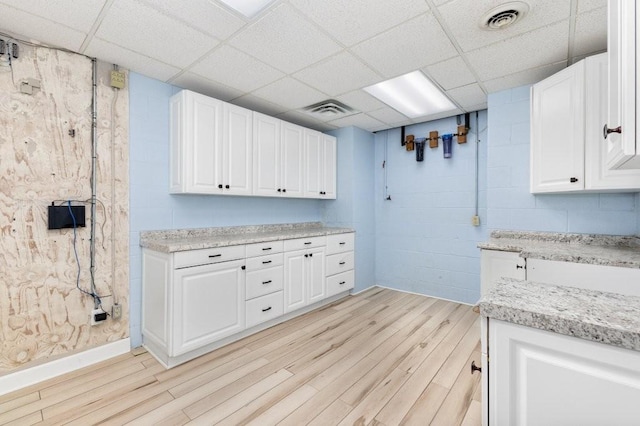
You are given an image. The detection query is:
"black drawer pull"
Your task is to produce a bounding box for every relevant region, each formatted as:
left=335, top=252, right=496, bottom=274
left=339, top=261, right=346, bottom=265
left=262, top=260, right=272, bottom=264
left=339, top=242, right=346, bottom=245
left=339, top=281, right=346, bottom=285
left=262, top=280, right=272, bottom=285
left=208, top=254, right=222, bottom=258
left=262, top=247, right=272, bottom=251
left=262, top=306, right=272, bottom=312
left=304, top=242, right=312, bottom=245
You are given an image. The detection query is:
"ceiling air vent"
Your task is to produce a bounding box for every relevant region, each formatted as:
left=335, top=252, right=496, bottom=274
left=302, top=100, right=356, bottom=120
left=480, top=2, right=529, bottom=30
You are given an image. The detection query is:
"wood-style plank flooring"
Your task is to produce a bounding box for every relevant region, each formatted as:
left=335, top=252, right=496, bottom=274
left=0, top=288, right=481, bottom=425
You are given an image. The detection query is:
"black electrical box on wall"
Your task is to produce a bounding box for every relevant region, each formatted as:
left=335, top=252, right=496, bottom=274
left=48, top=204, right=86, bottom=230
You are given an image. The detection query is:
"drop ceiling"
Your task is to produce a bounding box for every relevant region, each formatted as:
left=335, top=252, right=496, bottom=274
left=0, top=0, right=607, bottom=132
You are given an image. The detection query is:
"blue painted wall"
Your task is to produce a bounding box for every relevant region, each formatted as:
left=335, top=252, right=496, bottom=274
left=128, top=73, right=323, bottom=346
left=374, top=113, right=489, bottom=304
left=324, top=126, right=376, bottom=293
left=487, top=86, right=640, bottom=235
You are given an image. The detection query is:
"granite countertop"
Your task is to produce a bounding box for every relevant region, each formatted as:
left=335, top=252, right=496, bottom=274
left=140, top=222, right=354, bottom=253
left=479, top=278, right=640, bottom=352
left=478, top=230, right=640, bottom=268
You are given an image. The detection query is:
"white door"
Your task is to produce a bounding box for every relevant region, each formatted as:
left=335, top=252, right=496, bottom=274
left=307, top=248, right=326, bottom=305
left=530, top=62, right=585, bottom=193
left=283, top=250, right=306, bottom=313
left=322, top=134, right=337, bottom=199
left=253, top=112, right=281, bottom=197
left=304, top=129, right=323, bottom=198
left=223, top=104, right=253, bottom=196
left=489, top=319, right=640, bottom=426
left=172, top=260, right=245, bottom=356
left=281, top=122, right=305, bottom=197
left=480, top=250, right=525, bottom=297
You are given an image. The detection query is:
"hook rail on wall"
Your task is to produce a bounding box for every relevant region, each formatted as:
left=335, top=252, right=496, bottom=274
left=402, top=113, right=471, bottom=160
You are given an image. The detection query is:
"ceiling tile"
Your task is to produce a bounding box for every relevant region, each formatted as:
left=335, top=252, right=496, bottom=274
left=335, top=90, right=387, bottom=113
left=229, top=3, right=342, bottom=74
left=231, top=93, right=288, bottom=116
left=138, top=0, right=246, bottom=40
left=95, top=0, right=218, bottom=68
left=482, top=61, right=567, bottom=93
left=351, top=12, right=457, bottom=78
left=0, top=0, right=107, bottom=32
left=437, top=0, right=571, bottom=52
left=573, top=7, right=607, bottom=57
left=446, top=83, right=486, bottom=109
left=327, top=113, right=385, bottom=131
left=190, top=45, right=284, bottom=92
left=289, top=0, right=429, bottom=46
left=367, top=107, right=409, bottom=125
left=277, top=110, right=337, bottom=132
left=171, top=72, right=244, bottom=101
left=252, top=77, right=327, bottom=110
left=425, top=56, right=477, bottom=90
left=85, top=37, right=181, bottom=81
left=293, top=52, right=381, bottom=97
left=466, top=20, right=569, bottom=81
left=0, top=5, right=87, bottom=51
left=577, top=0, right=607, bottom=14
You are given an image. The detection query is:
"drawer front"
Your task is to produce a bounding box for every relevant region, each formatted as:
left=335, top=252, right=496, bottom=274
left=246, top=253, right=283, bottom=272
left=246, top=266, right=284, bottom=300
left=246, top=291, right=284, bottom=328
left=326, top=233, right=355, bottom=255
left=326, top=270, right=355, bottom=297
left=246, top=240, right=284, bottom=258
left=326, top=252, right=355, bottom=277
left=174, top=245, right=246, bottom=269
left=283, top=236, right=326, bottom=252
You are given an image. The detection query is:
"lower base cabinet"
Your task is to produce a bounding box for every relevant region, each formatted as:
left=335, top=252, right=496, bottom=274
left=283, top=247, right=326, bottom=313
left=487, top=319, right=640, bottom=425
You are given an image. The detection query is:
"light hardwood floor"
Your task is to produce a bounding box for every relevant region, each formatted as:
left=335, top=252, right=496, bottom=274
left=0, top=288, right=481, bottom=425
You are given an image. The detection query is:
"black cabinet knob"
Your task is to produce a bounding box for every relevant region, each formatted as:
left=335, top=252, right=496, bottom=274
left=277, top=188, right=281, bottom=192
left=309, top=253, right=313, bottom=257
left=603, top=124, right=622, bottom=139
left=304, top=254, right=309, bottom=258
left=282, top=189, right=286, bottom=193
left=471, top=360, right=482, bottom=374
left=225, top=184, right=230, bottom=189
left=218, top=184, right=223, bottom=189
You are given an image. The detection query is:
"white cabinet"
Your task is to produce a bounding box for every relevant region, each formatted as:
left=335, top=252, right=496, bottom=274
left=172, top=260, right=245, bottom=356
left=480, top=250, right=525, bottom=297
left=170, top=90, right=253, bottom=195
left=606, top=0, right=640, bottom=169
left=283, top=246, right=326, bottom=313
left=531, top=53, right=640, bottom=193
left=304, top=130, right=337, bottom=199
left=325, top=233, right=355, bottom=297
left=488, top=319, right=640, bottom=426
left=281, top=122, right=306, bottom=198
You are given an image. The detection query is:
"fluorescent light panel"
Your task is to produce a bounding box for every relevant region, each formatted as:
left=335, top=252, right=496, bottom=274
left=364, top=71, right=456, bottom=118
left=216, top=0, right=275, bottom=18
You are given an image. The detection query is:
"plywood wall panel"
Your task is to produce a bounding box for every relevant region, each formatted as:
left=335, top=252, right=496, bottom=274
left=0, top=45, right=129, bottom=373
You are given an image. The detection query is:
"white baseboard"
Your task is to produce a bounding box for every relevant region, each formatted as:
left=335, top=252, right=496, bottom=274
left=0, top=338, right=131, bottom=397
left=374, top=284, right=475, bottom=306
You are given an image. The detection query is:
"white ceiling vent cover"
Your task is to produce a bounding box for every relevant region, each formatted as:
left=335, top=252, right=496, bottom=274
left=480, top=2, right=530, bottom=30
left=302, top=100, right=356, bottom=120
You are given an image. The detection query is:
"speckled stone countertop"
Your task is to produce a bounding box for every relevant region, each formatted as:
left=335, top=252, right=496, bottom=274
left=140, top=222, right=354, bottom=253
left=479, top=278, right=640, bottom=352
left=478, top=230, right=640, bottom=268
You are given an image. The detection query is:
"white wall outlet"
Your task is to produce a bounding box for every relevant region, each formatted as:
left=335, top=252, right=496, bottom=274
left=472, top=215, right=481, bottom=226
left=112, top=303, right=122, bottom=320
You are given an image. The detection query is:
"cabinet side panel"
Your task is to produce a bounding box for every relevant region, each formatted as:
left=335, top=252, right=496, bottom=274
left=142, top=251, right=169, bottom=350
left=169, top=94, right=183, bottom=192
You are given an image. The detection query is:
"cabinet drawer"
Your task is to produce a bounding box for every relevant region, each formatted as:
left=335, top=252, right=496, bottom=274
left=326, top=252, right=354, bottom=276
left=326, top=233, right=355, bottom=255
left=283, top=236, right=325, bottom=252
left=246, top=253, right=283, bottom=272
left=246, top=266, right=284, bottom=300
left=326, top=270, right=354, bottom=297
left=174, top=245, right=245, bottom=269
left=246, top=240, right=284, bottom=258
left=246, top=291, right=283, bottom=328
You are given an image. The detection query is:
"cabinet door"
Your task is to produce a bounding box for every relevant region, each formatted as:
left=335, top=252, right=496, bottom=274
left=253, top=112, right=281, bottom=197
left=489, top=319, right=640, bottom=426
left=304, top=129, right=323, bottom=198
left=223, top=104, right=253, bottom=196
left=480, top=250, right=525, bottom=297
left=307, top=248, right=326, bottom=305
left=322, top=134, right=337, bottom=199
left=606, top=0, right=638, bottom=169
left=281, top=122, right=305, bottom=197
left=283, top=250, right=306, bottom=313
left=172, top=260, right=245, bottom=356
left=530, top=62, right=585, bottom=193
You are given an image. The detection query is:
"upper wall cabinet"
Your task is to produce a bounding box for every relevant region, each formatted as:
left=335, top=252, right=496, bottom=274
left=606, top=0, right=640, bottom=169
left=530, top=53, right=640, bottom=193
left=170, top=90, right=252, bottom=196
left=171, top=90, right=336, bottom=200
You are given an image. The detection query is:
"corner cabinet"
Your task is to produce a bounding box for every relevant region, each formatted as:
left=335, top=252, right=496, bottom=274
left=530, top=53, right=640, bottom=193
left=172, top=90, right=337, bottom=199
left=606, top=0, right=640, bottom=169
